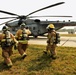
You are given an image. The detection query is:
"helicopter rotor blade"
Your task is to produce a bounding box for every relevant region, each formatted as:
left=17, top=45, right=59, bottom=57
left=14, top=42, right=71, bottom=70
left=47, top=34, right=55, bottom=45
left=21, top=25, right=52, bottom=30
left=0, top=2, right=65, bottom=20
left=26, top=2, right=65, bottom=16
left=0, top=17, right=17, bottom=19
left=0, top=18, right=17, bottom=25
left=0, top=10, right=19, bottom=16
left=29, top=15, right=72, bottom=18
left=0, top=15, right=72, bottom=19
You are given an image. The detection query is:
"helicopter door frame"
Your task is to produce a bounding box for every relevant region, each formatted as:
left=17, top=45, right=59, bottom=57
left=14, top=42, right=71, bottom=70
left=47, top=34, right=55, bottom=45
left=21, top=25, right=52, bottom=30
left=32, top=24, right=39, bottom=37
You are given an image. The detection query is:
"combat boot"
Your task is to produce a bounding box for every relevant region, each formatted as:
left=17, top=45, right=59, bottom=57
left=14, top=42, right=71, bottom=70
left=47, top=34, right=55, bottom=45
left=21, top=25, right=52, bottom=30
left=43, top=50, right=47, bottom=54
left=21, top=53, right=27, bottom=59
left=7, top=63, right=13, bottom=68
left=50, top=55, right=57, bottom=59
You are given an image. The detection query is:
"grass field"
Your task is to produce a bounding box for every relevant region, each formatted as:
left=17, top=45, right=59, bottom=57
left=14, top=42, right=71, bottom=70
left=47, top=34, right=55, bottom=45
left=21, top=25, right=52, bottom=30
left=0, top=45, right=76, bottom=75
left=44, top=33, right=76, bottom=37
left=60, top=34, right=76, bottom=37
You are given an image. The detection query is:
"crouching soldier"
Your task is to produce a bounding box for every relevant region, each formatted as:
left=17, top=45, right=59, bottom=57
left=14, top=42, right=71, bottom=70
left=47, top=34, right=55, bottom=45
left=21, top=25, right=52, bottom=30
left=43, top=24, right=59, bottom=59
left=15, top=23, right=31, bottom=59
left=0, top=26, right=18, bottom=68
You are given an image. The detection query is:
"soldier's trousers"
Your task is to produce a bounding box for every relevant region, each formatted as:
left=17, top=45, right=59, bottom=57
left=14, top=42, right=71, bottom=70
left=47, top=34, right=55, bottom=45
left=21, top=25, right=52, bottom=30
left=17, top=43, right=28, bottom=55
left=46, top=43, right=57, bottom=56
left=2, top=46, right=13, bottom=65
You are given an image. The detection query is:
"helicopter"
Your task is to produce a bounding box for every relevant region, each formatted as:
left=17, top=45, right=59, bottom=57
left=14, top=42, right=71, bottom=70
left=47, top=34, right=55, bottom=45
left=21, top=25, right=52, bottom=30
left=0, top=2, right=75, bottom=38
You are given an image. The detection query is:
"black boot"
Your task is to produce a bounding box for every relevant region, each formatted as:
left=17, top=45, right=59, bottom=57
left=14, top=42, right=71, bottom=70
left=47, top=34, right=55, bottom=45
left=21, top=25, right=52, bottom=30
left=50, top=55, right=56, bottom=59
left=43, top=50, right=47, bottom=54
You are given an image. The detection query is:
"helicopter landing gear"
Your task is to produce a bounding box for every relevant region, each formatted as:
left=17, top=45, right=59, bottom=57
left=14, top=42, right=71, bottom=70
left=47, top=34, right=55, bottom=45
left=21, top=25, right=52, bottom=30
left=34, top=35, right=37, bottom=38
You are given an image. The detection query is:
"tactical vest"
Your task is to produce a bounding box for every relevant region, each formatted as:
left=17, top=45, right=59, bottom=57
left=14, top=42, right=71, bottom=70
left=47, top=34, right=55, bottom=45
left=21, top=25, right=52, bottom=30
left=48, top=31, right=60, bottom=44
left=20, top=28, right=27, bottom=40
left=1, top=31, right=14, bottom=48
left=18, top=28, right=28, bottom=44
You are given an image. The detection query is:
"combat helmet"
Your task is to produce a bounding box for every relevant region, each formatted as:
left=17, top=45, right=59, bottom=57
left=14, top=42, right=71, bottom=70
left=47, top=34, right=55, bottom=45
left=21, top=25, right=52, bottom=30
left=20, top=23, right=26, bottom=28
left=2, top=26, right=9, bottom=31
left=46, top=24, right=55, bottom=29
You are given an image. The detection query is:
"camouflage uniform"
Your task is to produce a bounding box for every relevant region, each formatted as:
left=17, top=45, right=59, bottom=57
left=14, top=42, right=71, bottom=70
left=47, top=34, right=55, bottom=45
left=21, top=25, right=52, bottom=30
left=15, top=24, right=31, bottom=59
left=0, top=28, right=18, bottom=67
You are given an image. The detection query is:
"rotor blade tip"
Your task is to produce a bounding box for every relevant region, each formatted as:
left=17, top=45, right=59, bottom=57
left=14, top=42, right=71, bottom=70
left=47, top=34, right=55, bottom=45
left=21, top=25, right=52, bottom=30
left=61, top=2, right=65, bottom=4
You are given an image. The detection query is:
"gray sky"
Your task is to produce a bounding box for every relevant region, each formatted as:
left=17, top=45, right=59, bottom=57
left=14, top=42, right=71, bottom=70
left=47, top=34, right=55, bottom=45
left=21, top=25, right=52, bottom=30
left=0, top=0, right=76, bottom=29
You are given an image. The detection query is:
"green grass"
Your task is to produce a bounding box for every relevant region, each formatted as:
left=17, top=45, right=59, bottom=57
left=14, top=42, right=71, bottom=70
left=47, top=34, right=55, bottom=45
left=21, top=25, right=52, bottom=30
left=45, top=34, right=76, bottom=37
left=60, top=34, right=76, bottom=37
left=0, top=45, right=76, bottom=75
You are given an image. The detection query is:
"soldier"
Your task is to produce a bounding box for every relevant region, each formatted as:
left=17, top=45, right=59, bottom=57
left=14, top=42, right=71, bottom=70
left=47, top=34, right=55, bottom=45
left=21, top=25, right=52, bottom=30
left=43, top=24, right=57, bottom=59
left=15, top=23, right=31, bottom=59
left=0, top=26, right=18, bottom=68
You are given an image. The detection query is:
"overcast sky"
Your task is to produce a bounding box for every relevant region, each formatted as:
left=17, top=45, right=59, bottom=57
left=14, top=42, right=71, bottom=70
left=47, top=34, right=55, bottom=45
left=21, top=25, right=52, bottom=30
left=0, top=0, right=76, bottom=29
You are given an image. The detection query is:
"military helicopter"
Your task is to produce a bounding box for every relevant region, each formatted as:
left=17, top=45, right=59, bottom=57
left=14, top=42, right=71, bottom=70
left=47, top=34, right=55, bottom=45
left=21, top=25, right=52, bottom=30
left=0, top=2, right=75, bottom=38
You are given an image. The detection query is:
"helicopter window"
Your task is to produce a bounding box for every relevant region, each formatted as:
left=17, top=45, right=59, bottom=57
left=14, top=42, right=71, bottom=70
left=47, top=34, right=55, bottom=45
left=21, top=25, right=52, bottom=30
left=12, top=28, right=16, bottom=31
left=33, top=27, right=36, bottom=30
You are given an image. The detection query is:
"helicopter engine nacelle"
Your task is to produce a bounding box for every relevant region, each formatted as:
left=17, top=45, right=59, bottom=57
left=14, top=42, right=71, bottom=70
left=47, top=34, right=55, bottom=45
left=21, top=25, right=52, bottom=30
left=34, top=19, right=40, bottom=23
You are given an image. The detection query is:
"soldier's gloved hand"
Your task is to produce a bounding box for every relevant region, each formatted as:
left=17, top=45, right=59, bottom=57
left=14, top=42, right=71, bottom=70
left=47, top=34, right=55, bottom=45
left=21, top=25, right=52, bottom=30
left=16, top=41, right=19, bottom=44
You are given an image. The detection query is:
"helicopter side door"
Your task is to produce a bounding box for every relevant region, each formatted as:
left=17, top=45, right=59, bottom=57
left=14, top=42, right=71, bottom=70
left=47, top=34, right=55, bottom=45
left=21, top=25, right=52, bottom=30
left=26, top=24, right=39, bottom=38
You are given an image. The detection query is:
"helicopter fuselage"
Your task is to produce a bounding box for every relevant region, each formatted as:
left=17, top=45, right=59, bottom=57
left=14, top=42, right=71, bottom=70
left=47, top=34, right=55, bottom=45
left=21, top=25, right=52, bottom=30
left=6, top=19, right=76, bottom=37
